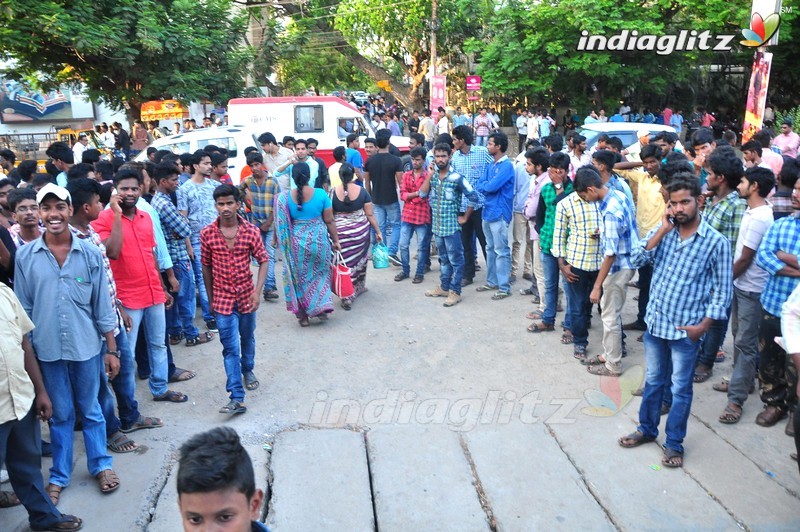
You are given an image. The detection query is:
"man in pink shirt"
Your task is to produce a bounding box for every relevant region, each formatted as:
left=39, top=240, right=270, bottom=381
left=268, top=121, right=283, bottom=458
left=772, top=118, right=800, bottom=159
left=523, top=148, right=551, bottom=314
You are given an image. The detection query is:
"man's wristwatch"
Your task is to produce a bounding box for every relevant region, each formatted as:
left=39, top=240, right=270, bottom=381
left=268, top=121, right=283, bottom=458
left=106, top=350, right=120, bottom=359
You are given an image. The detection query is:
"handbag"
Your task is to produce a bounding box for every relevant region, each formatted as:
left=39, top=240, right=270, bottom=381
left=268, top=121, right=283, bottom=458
left=331, top=250, right=355, bottom=298
left=372, top=242, right=390, bottom=269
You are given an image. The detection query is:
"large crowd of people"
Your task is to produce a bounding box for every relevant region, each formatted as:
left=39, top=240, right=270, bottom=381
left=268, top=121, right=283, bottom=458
left=1, top=106, right=800, bottom=531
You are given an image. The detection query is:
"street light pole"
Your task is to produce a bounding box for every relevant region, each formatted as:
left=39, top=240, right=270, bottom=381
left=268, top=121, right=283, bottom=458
left=430, top=0, right=438, bottom=78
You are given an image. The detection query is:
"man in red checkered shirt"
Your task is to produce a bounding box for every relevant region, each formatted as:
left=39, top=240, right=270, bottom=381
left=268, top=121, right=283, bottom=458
left=395, top=146, right=433, bottom=283
left=200, top=185, right=268, bottom=416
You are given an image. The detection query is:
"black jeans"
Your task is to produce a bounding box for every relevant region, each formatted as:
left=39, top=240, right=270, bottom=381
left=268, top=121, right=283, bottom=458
left=758, top=312, right=798, bottom=411
left=563, top=266, right=598, bottom=347
left=0, top=407, right=65, bottom=529
left=636, top=264, right=652, bottom=325
left=518, top=134, right=527, bottom=153
left=460, top=208, right=487, bottom=281
left=135, top=313, right=177, bottom=379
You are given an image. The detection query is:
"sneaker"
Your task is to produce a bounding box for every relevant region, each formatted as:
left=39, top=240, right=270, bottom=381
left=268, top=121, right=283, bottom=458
left=388, top=254, right=402, bottom=267
left=206, top=319, right=219, bottom=333
left=425, top=286, right=449, bottom=297
left=443, top=290, right=462, bottom=307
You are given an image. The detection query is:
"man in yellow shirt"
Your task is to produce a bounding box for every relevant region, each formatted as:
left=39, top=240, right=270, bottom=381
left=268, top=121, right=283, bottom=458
left=614, top=144, right=666, bottom=331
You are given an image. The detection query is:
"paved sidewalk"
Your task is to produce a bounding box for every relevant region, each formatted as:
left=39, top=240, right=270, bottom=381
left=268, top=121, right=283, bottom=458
left=3, top=262, right=798, bottom=531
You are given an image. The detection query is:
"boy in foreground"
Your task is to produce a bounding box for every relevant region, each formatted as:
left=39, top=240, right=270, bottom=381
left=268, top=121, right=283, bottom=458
left=177, top=427, right=268, bottom=531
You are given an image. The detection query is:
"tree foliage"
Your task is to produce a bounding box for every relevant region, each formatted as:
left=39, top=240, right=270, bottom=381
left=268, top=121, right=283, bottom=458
left=0, top=0, right=250, bottom=117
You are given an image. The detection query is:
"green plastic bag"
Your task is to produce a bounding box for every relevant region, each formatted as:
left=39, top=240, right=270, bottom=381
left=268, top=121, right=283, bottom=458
left=372, top=242, right=389, bottom=269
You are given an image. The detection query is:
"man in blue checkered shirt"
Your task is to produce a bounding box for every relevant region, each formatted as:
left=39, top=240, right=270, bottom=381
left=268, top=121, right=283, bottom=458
left=618, top=175, right=731, bottom=468
left=573, top=167, right=638, bottom=376
left=752, top=177, right=800, bottom=431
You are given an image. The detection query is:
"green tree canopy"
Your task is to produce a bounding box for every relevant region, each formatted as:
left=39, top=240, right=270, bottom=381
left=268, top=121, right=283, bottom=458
left=0, top=0, right=250, bottom=118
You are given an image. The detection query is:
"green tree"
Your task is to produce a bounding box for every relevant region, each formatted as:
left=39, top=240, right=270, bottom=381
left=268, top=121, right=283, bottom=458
left=0, top=0, right=250, bottom=119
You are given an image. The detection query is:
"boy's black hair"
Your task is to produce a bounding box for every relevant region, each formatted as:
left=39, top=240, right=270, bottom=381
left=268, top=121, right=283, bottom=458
left=81, top=149, right=101, bottom=164
left=708, top=146, right=744, bottom=189
left=213, top=183, right=240, bottom=202
left=779, top=157, right=800, bottom=189
left=31, top=173, right=55, bottom=189
left=17, top=160, right=39, bottom=182
left=433, top=142, right=452, bottom=155
left=665, top=174, right=702, bottom=197
left=741, top=140, right=763, bottom=157
left=332, top=146, right=346, bottom=163
left=94, top=160, right=114, bottom=181
left=246, top=152, right=264, bottom=166
left=7, top=187, right=37, bottom=212
left=743, top=166, right=776, bottom=198
left=67, top=163, right=95, bottom=182
left=488, top=131, right=508, bottom=152
left=153, top=163, right=180, bottom=183
left=550, top=151, right=570, bottom=171
left=113, top=167, right=143, bottom=186
left=410, top=146, right=427, bottom=160
left=640, top=144, right=663, bottom=162
left=65, top=178, right=102, bottom=211
left=591, top=150, right=616, bottom=172
left=691, top=127, right=715, bottom=147
left=573, top=166, right=604, bottom=192
left=525, top=148, right=550, bottom=171
left=177, top=427, right=255, bottom=499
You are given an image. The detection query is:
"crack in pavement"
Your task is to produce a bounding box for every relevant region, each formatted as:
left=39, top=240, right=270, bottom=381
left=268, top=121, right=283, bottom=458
left=458, top=433, right=498, bottom=532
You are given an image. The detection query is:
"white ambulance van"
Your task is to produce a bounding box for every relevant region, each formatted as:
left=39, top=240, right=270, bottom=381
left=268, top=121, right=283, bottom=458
left=227, top=96, right=410, bottom=166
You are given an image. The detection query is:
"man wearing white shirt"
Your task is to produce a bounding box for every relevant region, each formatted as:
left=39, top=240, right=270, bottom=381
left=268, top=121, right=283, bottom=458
left=718, top=167, right=775, bottom=425
left=515, top=110, right=528, bottom=153
left=72, top=134, right=89, bottom=163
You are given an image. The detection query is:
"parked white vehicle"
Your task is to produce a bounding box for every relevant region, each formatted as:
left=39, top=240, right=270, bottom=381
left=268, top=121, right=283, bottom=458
left=227, top=96, right=410, bottom=166
left=135, top=126, right=262, bottom=185
left=577, top=122, right=684, bottom=151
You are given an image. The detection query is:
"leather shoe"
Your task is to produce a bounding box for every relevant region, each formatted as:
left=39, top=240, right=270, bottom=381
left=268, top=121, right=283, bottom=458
left=755, top=405, right=787, bottom=427
left=786, top=411, right=795, bottom=437
left=461, top=278, right=473, bottom=287
left=622, top=321, right=647, bottom=331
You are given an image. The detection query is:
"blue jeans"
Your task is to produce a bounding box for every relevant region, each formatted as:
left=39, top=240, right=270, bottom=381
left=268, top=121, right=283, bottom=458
left=373, top=202, right=401, bottom=255
left=638, top=332, right=702, bottom=454
left=482, top=218, right=511, bottom=293
left=563, top=266, right=597, bottom=347
left=475, top=136, right=488, bottom=147
left=190, top=235, right=213, bottom=323
left=260, top=228, right=277, bottom=292
left=99, top=329, right=140, bottom=432
left=436, top=232, right=465, bottom=294
left=216, top=305, right=257, bottom=403
left=399, top=222, right=432, bottom=277
left=697, top=304, right=732, bottom=368
left=0, top=407, right=65, bottom=529
left=166, top=260, right=199, bottom=339
left=124, top=304, right=169, bottom=397
left=39, top=354, right=112, bottom=487
left=541, top=251, right=560, bottom=326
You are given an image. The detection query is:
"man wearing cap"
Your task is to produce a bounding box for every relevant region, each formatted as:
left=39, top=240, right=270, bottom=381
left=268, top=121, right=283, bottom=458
left=14, top=183, right=121, bottom=504
left=773, top=118, right=800, bottom=159
left=72, top=134, right=89, bottom=164
left=45, top=143, right=74, bottom=188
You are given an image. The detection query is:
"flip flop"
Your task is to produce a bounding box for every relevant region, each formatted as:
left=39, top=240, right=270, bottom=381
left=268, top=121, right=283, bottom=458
left=107, top=431, right=140, bottom=453
left=561, top=332, right=574, bottom=345
left=243, top=371, right=259, bottom=391
left=30, top=514, right=83, bottom=531
left=527, top=322, right=555, bottom=333
left=219, top=400, right=247, bottom=415
left=475, top=284, right=498, bottom=292
left=662, top=448, right=684, bottom=468
left=169, top=368, right=196, bottom=383
left=120, top=415, right=164, bottom=433
left=526, top=311, right=544, bottom=320
left=618, top=430, right=656, bottom=448
left=153, top=390, right=188, bottom=403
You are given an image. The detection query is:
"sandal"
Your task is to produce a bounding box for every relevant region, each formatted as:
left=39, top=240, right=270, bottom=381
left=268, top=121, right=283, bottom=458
left=475, top=284, right=498, bottom=292
left=618, top=430, right=656, bottom=448
left=168, top=333, right=184, bottom=345
left=712, top=380, right=729, bottom=393
left=581, top=355, right=606, bottom=367
left=31, top=514, right=83, bottom=531
left=169, top=368, right=196, bottom=383
left=120, top=415, right=164, bottom=433
left=185, top=332, right=213, bottom=347
left=662, top=448, right=684, bottom=468
left=394, top=272, right=409, bottom=282
left=340, top=301, right=352, bottom=311
left=718, top=403, right=742, bottom=424
left=153, top=390, right=188, bottom=403
left=107, top=431, right=140, bottom=453
left=693, top=368, right=713, bottom=383
left=96, top=469, right=120, bottom=494
left=219, top=400, right=247, bottom=415
left=299, top=317, right=311, bottom=327
left=527, top=322, right=555, bottom=333
left=412, top=275, right=424, bottom=284
left=588, top=365, right=621, bottom=377
left=561, top=332, right=574, bottom=345
left=243, top=371, right=259, bottom=391
left=526, top=311, right=544, bottom=320
left=45, top=483, right=62, bottom=506
left=573, top=345, right=587, bottom=360
left=0, top=490, right=20, bottom=508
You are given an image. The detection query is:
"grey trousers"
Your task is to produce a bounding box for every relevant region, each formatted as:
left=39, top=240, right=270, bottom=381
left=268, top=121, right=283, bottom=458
left=728, top=287, right=763, bottom=406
